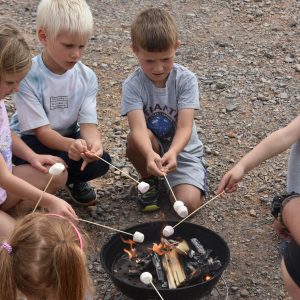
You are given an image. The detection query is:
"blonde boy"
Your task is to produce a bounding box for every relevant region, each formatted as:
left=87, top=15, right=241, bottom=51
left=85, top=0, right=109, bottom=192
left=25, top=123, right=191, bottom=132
left=121, top=8, right=206, bottom=212
left=11, top=0, right=111, bottom=206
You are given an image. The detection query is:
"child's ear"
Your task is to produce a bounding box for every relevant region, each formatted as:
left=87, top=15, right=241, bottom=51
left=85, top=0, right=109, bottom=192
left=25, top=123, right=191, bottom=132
left=175, top=40, right=180, bottom=49
left=131, top=44, right=139, bottom=54
left=38, top=28, right=48, bottom=45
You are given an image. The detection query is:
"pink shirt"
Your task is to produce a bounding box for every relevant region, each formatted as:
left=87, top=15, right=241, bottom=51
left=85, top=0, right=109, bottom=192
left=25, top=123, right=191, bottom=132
left=0, top=101, right=12, bottom=204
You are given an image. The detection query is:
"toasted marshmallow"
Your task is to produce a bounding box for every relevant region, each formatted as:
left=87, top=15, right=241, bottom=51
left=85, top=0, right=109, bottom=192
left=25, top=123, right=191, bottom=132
left=138, top=181, right=150, bottom=193
left=140, top=272, right=153, bottom=285
left=133, top=231, right=144, bottom=243
left=177, top=205, right=188, bottom=218
left=173, top=200, right=184, bottom=212
left=49, top=163, right=65, bottom=176
left=162, top=225, right=174, bottom=237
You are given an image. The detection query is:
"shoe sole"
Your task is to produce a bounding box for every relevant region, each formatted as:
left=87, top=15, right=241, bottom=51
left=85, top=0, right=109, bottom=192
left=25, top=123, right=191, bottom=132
left=64, top=186, right=97, bottom=207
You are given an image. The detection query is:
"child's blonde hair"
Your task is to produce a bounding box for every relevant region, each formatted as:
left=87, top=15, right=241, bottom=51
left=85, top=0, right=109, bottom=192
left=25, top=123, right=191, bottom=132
left=36, top=0, right=93, bottom=42
left=0, top=19, right=31, bottom=79
left=0, top=213, right=93, bottom=300
left=131, top=8, right=178, bottom=52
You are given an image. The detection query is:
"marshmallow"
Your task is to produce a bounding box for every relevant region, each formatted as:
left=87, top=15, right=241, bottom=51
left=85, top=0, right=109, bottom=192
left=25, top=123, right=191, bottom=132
left=138, top=181, right=150, bottom=194
left=140, top=272, right=153, bottom=285
left=133, top=231, right=144, bottom=243
left=177, top=205, right=188, bottom=218
left=162, top=225, right=174, bottom=237
left=49, top=163, right=65, bottom=176
left=173, top=200, right=184, bottom=212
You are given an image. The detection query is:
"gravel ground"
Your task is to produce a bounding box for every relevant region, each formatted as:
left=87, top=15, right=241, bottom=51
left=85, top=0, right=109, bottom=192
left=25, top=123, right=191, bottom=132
left=3, top=0, right=300, bottom=299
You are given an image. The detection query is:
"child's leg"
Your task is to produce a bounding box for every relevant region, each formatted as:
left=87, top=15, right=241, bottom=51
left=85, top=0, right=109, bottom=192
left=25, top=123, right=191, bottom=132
left=172, top=184, right=203, bottom=212
left=1, top=164, right=67, bottom=212
left=0, top=211, right=15, bottom=241
left=126, top=129, right=161, bottom=178
left=166, top=152, right=206, bottom=213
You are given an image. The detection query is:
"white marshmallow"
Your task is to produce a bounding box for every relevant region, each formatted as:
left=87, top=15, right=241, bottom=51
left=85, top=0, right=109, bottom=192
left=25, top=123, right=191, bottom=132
left=138, top=181, right=150, bottom=193
left=133, top=231, right=144, bottom=243
left=173, top=200, right=184, bottom=212
left=140, top=272, right=153, bottom=285
left=162, top=225, right=174, bottom=237
left=49, top=163, right=65, bottom=176
left=177, top=205, right=189, bottom=218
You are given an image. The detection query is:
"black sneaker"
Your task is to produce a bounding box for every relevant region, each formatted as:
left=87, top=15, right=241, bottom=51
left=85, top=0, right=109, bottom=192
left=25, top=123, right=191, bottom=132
left=65, top=182, right=97, bottom=206
left=137, top=176, right=160, bottom=212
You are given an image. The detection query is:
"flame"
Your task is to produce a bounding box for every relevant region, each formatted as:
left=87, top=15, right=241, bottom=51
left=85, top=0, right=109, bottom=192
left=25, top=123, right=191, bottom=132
left=152, top=240, right=175, bottom=256
left=121, top=237, right=137, bottom=260
left=203, top=273, right=212, bottom=281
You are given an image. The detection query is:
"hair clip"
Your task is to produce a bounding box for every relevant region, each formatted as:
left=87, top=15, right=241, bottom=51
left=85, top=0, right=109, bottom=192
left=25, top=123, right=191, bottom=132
left=1, top=242, right=12, bottom=254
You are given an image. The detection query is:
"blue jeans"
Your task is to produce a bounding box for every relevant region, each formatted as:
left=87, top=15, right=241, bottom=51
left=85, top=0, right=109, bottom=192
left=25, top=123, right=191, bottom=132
left=13, top=132, right=111, bottom=184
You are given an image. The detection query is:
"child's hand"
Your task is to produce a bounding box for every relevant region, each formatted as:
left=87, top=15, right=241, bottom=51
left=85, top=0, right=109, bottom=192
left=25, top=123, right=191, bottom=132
left=146, top=152, right=165, bottom=176
left=29, top=154, right=66, bottom=174
left=68, top=139, right=88, bottom=161
left=161, top=150, right=177, bottom=173
left=80, top=141, right=104, bottom=171
left=46, top=195, right=77, bottom=220
left=216, top=164, right=246, bottom=194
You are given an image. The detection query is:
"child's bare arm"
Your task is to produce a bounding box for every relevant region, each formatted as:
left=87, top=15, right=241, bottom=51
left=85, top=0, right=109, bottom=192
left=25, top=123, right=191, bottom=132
left=0, top=155, right=76, bottom=219
left=162, top=108, right=194, bottom=172
left=128, top=110, right=164, bottom=176
left=11, top=131, right=65, bottom=173
left=217, top=115, right=300, bottom=194
left=34, top=125, right=83, bottom=160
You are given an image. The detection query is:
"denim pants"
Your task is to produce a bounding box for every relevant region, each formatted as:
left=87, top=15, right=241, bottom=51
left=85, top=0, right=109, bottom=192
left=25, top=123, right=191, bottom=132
left=13, top=132, right=111, bottom=184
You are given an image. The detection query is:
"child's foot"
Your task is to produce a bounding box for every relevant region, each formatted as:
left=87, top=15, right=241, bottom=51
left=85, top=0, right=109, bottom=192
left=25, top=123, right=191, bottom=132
left=65, top=182, right=97, bottom=206
left=137, top=176, right=160, bottom=212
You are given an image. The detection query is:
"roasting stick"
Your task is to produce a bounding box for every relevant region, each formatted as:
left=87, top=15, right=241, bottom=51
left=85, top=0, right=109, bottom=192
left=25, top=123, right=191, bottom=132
left=163, top=173, right=177, bottom=201
left=173, top=190, right=226, bottom=229
left=93, top=154, right=139, bottom=183
left=91, top=153, right=149, bottom=193
left=163, top=173, right=188, bottom=218
left=32, top=175, right=54, bottom=213
left=32, top=163, right=66, bottom=213
left=140, top=272, right=165, bottom=300
left=78, top=219, right=144, bottom=243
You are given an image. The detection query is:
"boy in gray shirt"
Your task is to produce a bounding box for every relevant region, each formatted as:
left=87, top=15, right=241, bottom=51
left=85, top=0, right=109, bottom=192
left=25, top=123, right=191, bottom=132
left=121, top=8, right=206, bottom=213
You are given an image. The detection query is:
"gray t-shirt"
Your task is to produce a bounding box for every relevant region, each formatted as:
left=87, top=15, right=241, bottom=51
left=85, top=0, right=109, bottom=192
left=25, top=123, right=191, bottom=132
left=121, top=63, right=203, bottom=157
left=10, top=54, right=98, bottom=137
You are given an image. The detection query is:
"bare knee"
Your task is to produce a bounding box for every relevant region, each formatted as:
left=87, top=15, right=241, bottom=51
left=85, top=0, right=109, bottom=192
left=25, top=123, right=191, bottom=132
left=172, top=184, right=202, bottom=213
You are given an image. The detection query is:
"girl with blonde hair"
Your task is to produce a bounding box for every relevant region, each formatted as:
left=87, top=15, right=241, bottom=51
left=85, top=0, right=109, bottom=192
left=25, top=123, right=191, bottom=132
left=0, top=212, right=93, bottom=300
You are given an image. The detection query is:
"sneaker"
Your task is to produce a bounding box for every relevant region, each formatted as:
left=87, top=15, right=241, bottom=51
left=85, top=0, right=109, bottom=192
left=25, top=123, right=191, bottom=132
left=279, top=239, right=290, bottom=256
left=65, top=182, right=97, bottom=206
left=137, top=176, right=160, bottom=212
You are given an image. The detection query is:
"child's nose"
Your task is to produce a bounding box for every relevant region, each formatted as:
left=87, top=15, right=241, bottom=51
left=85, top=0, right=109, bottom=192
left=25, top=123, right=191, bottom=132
left=71, top=48, right=81, bottom=59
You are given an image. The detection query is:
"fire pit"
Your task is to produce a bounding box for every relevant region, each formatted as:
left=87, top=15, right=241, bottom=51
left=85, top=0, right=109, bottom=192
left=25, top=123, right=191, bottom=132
left=101, top=221, right=230, bottom=300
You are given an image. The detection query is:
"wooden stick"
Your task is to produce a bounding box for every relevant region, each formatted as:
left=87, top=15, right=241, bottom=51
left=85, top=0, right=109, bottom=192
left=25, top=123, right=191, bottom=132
left=150, top=282, right=165, bottom=300
left=93, top=154, right=139, bottom=184
left=78, top=218, right=134, bottom=237
left=173, top=191, right=226, bottom=229
left=32, top=175, right=54, bottom=213
left=163, top=173, right=177, bottom=201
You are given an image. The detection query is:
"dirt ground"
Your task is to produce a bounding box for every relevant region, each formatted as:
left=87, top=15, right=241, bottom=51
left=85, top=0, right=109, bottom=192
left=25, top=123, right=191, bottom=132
left=3, top=0, right=300, bottom=299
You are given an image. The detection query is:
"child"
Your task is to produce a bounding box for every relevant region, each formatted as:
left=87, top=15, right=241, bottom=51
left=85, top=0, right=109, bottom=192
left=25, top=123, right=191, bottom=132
left=0, top=19, right=77, bottom=241
left=216, top=117, right=300, bottom=299
left=10, top=0, right=111, bottom=207
left=121, top=8, right=206, bottom=213
left=0, top=212, right=93, bottom=300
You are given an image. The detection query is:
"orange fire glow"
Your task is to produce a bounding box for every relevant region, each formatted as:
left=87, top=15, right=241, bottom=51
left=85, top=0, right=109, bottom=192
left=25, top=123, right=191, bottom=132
left=203, top=274, right=212, bottom=281
left=122, top=237, right=137, bottom=260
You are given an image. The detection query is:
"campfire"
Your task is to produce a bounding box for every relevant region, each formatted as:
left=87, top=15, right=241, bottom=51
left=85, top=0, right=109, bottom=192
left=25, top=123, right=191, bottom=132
left=101, top=221, right=230, bottom=300
left=117, top=234, right=223, bottom=290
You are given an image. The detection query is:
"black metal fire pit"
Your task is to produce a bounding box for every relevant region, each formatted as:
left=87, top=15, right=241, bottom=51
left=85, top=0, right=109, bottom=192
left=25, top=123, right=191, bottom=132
left=101, top=221, right=230, bottom=300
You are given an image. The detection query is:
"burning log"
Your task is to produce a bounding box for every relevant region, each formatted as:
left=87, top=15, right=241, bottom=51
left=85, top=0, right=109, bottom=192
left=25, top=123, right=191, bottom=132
left=162, top=249, right=186, bottom=288
left=175, top=240, right=190, bottom=255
